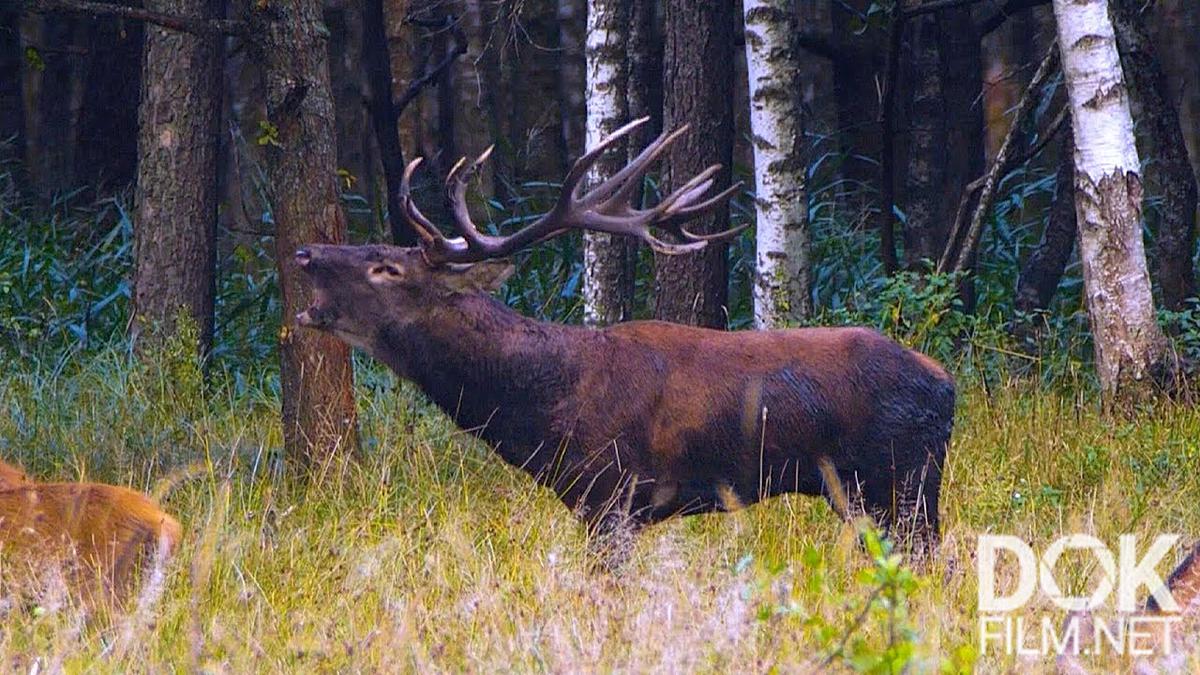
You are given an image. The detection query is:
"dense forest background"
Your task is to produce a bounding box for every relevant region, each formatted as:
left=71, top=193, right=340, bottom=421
left=3, top=0, right=1200, bottom=442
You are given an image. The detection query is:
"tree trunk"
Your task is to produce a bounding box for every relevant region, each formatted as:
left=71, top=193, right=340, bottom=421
left=70, top=8, right=142, bottom=189
left=901, top=15, right=947, bottom=269
left=743, top=0, right=809, bottom=328
left=1151, top=1, right=1200, bottom=191
left=362, top=0, right=405, bottom=240
left=0, top=7, right=24, bottom=149
left=131, top=0, right=222, bottom=356
left=1015, top=127, right=1077, bottom=315
left=18, top=14, right=84, bottom=195
left=556, top=0, right=585, bottom=162
left=1111, top=0, right=1198, bottom=311
left=258, top=0, right=358, bottom=467
left=654, top=0, right=735, bottom=328
left=581, top=0, right=635, bottom=327
left=1052, top=0, right=1176, bottom=406
left=830, top=0, right=883, bottom=199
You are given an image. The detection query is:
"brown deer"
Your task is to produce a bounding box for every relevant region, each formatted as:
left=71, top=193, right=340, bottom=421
left=295, top=118, right=954, bottom=558
left=0, top=459, right=182, bottom=606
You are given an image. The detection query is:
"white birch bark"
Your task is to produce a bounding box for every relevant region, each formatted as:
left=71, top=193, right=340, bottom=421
left=744, top=0, right=810, bottom=328
left=581, top=0, right=633, bottom=326
left=1051, top=0, right=1175, bottom=404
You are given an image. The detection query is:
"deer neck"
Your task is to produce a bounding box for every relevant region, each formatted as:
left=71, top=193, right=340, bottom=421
left=378, top=293, right=582, bottom=449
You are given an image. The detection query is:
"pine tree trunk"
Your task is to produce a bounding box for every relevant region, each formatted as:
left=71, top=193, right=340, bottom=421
left=743, top=0, right=809, bottom=328
left=654, top=0, right=735, bottom=328
left=557, top=0, right=585, bottom=162
left=1015, top=128, right=1078, bottom=315
left=901, top=15, right=947, bottom=268
left=0, top=7, right=24, bottom=148
left=362, top=0, right=413, bottom=244
left=581, top=0, right=635, bottom=326
left=131, top=0, right=223, bottom=355
left=258, top=0, right=358, bottom=468
left=1111, top=0, right=1198, bottom=311
left=1052, top=0, right=1176, bottom=406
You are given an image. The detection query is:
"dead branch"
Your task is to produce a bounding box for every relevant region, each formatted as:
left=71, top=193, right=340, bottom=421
left=19, top=0, right=246, bottom=37
left=939, top=44, right=1059, bottom=275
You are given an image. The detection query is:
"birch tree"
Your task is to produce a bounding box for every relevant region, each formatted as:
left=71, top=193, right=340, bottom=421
left=581, top=0, right=635, bottom=326
left=743, top=0, right=809, bottom=328
left=1051, top=0, right=1176, bottom=405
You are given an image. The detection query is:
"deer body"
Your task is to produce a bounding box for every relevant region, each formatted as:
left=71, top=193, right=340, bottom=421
left=0, top=460, right=182, bottom=603
left=296, top=119, right=954, bottom=553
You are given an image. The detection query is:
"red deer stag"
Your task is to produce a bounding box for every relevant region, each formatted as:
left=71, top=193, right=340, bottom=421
left=295, top=118, right=954, bottom=558
left=0, top=459, right=182, bottom=606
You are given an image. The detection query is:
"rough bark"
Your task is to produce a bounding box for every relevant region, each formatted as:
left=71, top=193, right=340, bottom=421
left=1151, top=0, right=1200, bottom=186
left=0, top=7, right=25, bottom=148
left=73, top=6, right=141, bottom=189
left=654, top=0, right=735, bottom=328
left=581, top=0, right=635, bottom=326
left=363, top=0, right=409, bottom=243
left=830, top=0, right=884, bottom=198
left=1111, top=0, right=1198, bottom=311
left=1015, top=127, right=1077, bottom=314
left=744, top=0, right=809, bottom=328
left=325, top=1, right=371, bottom=233
left=556, top=0, right=585, bottom=161
left=131, top=0, right=222, bottom=356
left=901, top=15, right=947, bottom=268
left=257, top=0, right=358, bottom=467
left=1052, top=0, right=1176, bottom=406
left=18, top=13, right=84, bottom=195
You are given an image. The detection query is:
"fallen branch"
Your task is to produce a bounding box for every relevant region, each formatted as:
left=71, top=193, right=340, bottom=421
left=20, top=0, right=246, bottom=37
left=938, top=44, right=1059, bottom=275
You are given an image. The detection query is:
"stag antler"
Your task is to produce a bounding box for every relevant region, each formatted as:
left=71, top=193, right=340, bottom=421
left=399, top=117, right=745, bottom=264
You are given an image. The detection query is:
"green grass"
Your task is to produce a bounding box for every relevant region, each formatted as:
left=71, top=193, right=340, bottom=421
left=1, top=347, right=1198, bottom=673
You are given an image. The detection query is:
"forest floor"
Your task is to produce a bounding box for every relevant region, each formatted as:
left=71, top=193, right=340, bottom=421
left=1, top=348, right=1198, bottom=673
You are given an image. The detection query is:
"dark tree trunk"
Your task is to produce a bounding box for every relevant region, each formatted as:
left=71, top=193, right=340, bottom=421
left=131, top=0, right=223, bottom=355
left=627, top=0, right=661, bottom=146
left=902, top=7, right=983, bottom=271
left=556, top=0, right=584, bottom=163
left=653, top=0, right=735, bottom=328
left=830, top=0, right=884, bottom=198
left=1015, top=128, right=1077, bottom=314
left=74, top=7, right=142, bottom=189
left=257, top=0, right=358, bottom=467
left=0, top=7, right=24, bottom=150
left=325, top=1, right=371, bottom=233
left=901, top=15, right=947, bottom=269
left=18, top=14, right=84, bottom=195
left=363, top=0, right=414, bottom=245
left=1112, top=0, right=1198, bottom=311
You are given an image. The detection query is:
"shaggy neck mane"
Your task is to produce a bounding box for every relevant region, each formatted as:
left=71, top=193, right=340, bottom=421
left=378, top=292, right=587, bottom=469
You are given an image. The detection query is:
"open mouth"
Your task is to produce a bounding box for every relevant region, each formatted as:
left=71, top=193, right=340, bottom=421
left=295, top=289, right=337, bottom=329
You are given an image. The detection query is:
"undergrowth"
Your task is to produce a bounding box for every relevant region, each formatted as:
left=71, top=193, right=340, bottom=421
left=1, top=344, right=1198, bottom=672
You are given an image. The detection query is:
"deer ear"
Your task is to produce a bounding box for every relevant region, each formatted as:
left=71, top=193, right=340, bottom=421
left=445, top=260, right=515, bottom=293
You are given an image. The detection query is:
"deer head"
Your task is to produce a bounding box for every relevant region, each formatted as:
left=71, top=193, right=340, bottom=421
left=294, top=118, right=743, bottom=351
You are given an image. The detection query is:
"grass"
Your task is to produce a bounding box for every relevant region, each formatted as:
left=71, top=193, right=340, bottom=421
left=1, top=345, right=1198, bottom=673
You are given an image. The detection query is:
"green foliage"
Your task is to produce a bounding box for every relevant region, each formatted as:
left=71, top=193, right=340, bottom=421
left=2, top=352, right=1197, bottom=669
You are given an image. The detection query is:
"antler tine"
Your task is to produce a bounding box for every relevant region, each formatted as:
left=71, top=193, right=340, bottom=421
left=444, top=146, right=496, bottom=247
left=580, top=124, right=689, bottom=210
left=411, top=121, right=742, bottom=265
left=559, top=117, right=652, bottom=202
left=400, top=157, right=441, bottom=245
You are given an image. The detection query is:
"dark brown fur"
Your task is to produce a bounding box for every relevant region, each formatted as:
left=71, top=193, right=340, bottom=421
left=296, top=245, right=955, bottom=554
